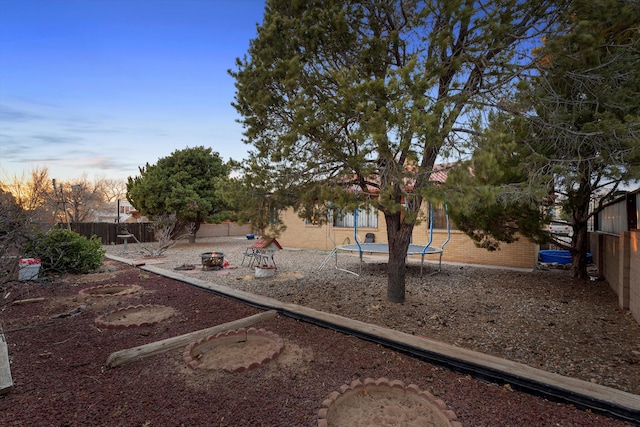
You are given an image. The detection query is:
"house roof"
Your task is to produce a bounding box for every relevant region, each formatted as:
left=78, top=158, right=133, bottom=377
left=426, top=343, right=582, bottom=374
left=348, top=162, right=452, bottom=195
left=252, top=237, right=283, bottom=250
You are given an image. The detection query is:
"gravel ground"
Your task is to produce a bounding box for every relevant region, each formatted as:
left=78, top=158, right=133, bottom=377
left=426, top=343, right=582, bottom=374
left=105, top=236, right=640, bottom=395
left=2, top=236, right=638, bottom=426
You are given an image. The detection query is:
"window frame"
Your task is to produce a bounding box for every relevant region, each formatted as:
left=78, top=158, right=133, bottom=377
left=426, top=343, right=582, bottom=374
left=333, top=205, right=378, bottom=229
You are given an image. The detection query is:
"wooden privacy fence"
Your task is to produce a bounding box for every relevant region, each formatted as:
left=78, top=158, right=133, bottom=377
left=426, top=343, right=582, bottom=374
left=70, top=223, right=155, bottom=245
left=69, top=222, right=252, bottom=245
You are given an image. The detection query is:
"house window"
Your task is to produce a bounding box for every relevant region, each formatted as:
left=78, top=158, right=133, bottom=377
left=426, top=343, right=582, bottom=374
left=334, top=206, right=378, bottom=229
left=425, top=204, right=455, bottom=230
left=268, top=205, right=279, bottom=225
left=305, top=203, right=320, bottom=225
left=259, top=201, right=280, bottom=226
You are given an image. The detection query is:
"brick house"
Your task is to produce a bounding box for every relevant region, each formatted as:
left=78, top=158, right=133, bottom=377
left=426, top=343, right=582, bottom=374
left=275, top=197, right=539, bottom=270
left=273, top=163, right=538, bottom=269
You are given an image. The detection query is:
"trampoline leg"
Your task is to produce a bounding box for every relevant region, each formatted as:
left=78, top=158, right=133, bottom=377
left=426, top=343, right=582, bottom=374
left=318, top=248, right=337, bottom=271
left=318, top=248, right=360, bottom=276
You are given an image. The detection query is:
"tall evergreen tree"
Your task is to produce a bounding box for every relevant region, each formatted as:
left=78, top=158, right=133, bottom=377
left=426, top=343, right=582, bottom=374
left=445, top=113, right=552, bottom=251
left=530, top=0, right=640, bottom=279
left=218, top=157, right=292, bottom=237
left=126, top=146, right=231, bottom=243
left=231, top=0, right=563, bottom=303
left=447, top=0, right=640, bottom=279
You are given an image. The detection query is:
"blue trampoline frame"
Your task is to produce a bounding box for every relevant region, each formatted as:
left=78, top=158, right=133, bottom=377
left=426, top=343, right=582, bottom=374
left=319, top=203, right=450, bottom=277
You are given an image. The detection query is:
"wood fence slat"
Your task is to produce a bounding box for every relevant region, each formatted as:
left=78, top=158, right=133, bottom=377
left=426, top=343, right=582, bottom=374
left=68, top=222, right=251, bottom=244
left=69, top=223, right=156, bottom=244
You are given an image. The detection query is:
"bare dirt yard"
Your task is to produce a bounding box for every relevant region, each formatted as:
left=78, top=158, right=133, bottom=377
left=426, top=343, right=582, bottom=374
left=1, top=236, right=639, bottom=426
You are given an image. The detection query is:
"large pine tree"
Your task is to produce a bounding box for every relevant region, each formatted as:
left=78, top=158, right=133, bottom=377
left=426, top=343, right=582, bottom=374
left=447, top=0, right=640, bottom=279
left=126, top=146, right=231, bottom=242
left=231, top=0, right=563, bottom=302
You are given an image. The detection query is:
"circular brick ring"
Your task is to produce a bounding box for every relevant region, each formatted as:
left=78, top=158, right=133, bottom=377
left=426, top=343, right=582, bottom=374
left=79, top=284, right=142, bottom=297
left=183, top=327, right=284, bottom=373
left=95, top=304, right=176, bottom=329
left=318, top=378, right=462, bottom=427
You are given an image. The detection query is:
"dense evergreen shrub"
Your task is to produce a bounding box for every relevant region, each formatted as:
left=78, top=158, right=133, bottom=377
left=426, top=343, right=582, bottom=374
left=21, top=228, right=105, bottom=274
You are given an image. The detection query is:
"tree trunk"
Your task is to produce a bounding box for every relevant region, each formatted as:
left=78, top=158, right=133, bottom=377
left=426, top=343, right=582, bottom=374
left=571, top=219, right=590, bottom=280
left=385, top=210, right=414, bottom=303
left=189, top=220, right=201, bottom=244
left=570, top=191, right=591, bottom=280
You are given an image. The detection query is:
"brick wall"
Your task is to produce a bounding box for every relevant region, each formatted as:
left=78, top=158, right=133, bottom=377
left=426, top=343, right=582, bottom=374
left=276, top=208, right=538, bottom=269
left=412, top=223, right=538, bottom=269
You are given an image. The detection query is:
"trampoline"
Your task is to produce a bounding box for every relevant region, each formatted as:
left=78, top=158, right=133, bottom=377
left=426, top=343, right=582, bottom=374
left=325, top=243, right=444, bottom=276
left=318, top=198, right=450, bottom=277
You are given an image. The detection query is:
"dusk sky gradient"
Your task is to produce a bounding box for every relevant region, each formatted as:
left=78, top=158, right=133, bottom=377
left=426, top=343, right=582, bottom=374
left=0, top=0, right=266, bottom=182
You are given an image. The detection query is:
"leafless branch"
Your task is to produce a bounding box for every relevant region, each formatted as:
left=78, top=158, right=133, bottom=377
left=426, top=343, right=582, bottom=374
left=125, top=215, right=195, bottom=257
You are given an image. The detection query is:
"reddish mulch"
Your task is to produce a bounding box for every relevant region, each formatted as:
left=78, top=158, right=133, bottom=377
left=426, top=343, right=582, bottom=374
left=0, top=259, right=634, bottom=426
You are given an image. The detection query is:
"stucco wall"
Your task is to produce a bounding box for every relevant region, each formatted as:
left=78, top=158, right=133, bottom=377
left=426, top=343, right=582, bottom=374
left=619, top=232, right=632, bottom=310
left=628, top=232, right=639, bottom=324
left=276, top=208, right=538, bottom=269
left=602, top=233, right=622, bottom=302
left=196, top=223, right=252, bottom=238
left=590, top=231, right=639, bottom=325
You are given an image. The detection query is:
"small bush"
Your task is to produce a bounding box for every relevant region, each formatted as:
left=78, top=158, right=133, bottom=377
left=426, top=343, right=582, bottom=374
left=21, top=228, right=105, bottom=275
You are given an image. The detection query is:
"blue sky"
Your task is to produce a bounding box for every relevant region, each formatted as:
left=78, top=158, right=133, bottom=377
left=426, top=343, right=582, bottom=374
left=0, top=0, right=265, bottom=182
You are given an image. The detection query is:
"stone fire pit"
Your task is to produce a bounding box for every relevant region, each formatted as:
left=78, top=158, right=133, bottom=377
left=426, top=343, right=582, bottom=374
left=201, top=252, right=225, bottom=271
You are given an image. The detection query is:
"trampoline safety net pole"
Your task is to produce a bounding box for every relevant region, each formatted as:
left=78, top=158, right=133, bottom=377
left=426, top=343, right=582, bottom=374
left=421, top=204, right=435, bottom=276
left=354, top=185, right=363, bottom=274
left=354, top=207, right=363, bottom=274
